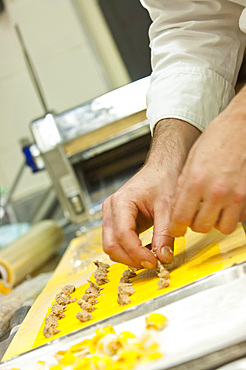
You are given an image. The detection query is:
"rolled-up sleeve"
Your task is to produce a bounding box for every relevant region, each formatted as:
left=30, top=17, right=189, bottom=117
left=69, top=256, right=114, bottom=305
left=140, top=0, right=246, bottom=133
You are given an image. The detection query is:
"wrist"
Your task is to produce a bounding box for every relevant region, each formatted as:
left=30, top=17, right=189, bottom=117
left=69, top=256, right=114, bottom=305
left=224, top=85, right=246, bottom=123
left=146, top=118, right=201, bottom=172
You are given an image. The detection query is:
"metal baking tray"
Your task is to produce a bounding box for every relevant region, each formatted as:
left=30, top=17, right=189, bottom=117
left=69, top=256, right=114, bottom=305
left=1, top=261, right=246, bottom=370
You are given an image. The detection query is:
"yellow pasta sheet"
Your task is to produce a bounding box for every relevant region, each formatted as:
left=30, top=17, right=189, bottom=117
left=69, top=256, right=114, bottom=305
left=3, top=224, right=246, bottom=361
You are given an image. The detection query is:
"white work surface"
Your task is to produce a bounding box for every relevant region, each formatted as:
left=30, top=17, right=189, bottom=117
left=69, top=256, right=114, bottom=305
left=1, top=270, right=246, bottom=370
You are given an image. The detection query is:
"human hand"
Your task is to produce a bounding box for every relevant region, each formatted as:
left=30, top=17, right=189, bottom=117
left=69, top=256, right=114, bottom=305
left=169, top=90, right=246, bottom=237
left=102, top=119, right=200, bottom=268
left=102, top=164, right=175, bottom=269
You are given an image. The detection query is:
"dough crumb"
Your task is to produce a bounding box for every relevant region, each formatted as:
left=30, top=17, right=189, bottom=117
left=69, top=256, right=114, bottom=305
left=45, top=314, right=59, bottom=327
left=158, top=269, right=170, bottom=279
left=120, top=277, right=129, bottom=284
left=85, top=280, right=103, bottom=295
left=43, top=324, right=60, bottom=338
left=117, top=269, right=136, bottom=305
left=56, top=292, right=76, bottom=306
left=82, top=291, right=99, bottom=301
left=122, top=269, right=137, bottom=279
left=96, top=276, right=109, bottom=286
left=87, top=296, right=98, bottom=305
left=158, top=278, right=169, bottom=289
left=61, top=285, right=76, bottom=296
left=43, top=284, right=77, bottom=338
left=94, top=260, right=110, bottom=271
left=77, top=299, right=96, bottom=312
left=117, top=293, right=130, bottom=305
left=118, top=283, right=135, bottom=296
left=76, top=310, right=92, bottom=322
left=43, top=313, right=61, bottom=338
left=156, top=260, right=170, bottom=290
left=87, top=280, right=103, bottom=292
left=128, top=266, right=138, bottom=272
left=94, top=260, right=110, bottom=286
left=50, top=303, right=65, bottom=319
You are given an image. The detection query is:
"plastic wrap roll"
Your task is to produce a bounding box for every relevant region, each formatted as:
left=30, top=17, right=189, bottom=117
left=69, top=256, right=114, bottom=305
left=0, top=220, right=64, bottom=286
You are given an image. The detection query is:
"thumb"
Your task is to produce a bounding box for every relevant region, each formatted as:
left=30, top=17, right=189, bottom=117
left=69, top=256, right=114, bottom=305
left=151, top=206, right=175, bottom=264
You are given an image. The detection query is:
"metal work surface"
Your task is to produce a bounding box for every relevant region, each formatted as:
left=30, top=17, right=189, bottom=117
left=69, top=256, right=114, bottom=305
left=31, top=77, right=150, bottom=152
left=2, top=224, right=246, bottom=362
left=1, top=262, right=246, bottom=370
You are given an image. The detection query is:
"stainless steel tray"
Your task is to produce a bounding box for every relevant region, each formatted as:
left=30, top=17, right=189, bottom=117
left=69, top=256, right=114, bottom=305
left=1, top=261, right=246, bottom=370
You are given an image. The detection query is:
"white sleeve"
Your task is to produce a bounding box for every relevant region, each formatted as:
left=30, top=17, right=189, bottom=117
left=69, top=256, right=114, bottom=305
left=140, top=0, right=246, bottom=133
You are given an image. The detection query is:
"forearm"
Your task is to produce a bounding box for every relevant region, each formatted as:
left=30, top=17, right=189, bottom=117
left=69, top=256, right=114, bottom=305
left=146, top=118, right=201, bottom=175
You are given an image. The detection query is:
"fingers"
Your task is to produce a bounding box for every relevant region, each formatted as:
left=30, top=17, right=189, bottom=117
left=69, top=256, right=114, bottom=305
left=102, top=195, right=157, bottom=269
left=190, top=202, right=221, bottom=233
left=151, top=200, right=175, bottom=264
left=169, top=175, right=243, bottom=236
left=215, top=203, right=242, bottom=234
left=169, top=178, right=201, bottom=237
left=102, top=217, right=139, bottom=268
left=171, top=191, right=242, bottom=236
left=102, top=197, right=140, bottom=268
left=113, top=200, right=157, bottom=268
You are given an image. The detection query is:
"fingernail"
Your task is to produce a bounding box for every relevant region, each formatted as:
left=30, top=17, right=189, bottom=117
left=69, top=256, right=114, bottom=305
left=141, top=261, right=154, bottom=269
left=161, top=247, right=174, bottom=263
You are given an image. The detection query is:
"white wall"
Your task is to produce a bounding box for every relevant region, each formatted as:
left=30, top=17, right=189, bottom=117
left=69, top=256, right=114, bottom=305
left=0, top=0, right=130, bottom=200
left=73, top=0, right=131, bottom=89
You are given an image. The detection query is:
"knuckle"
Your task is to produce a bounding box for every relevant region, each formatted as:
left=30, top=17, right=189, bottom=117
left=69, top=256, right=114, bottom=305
left=103, top=241, right=115, bottom=254
left=210, top=182, right=228, bottom=204
left=234, top=189, right=246, bottom=204
left=116, top=229, right=125, bottom=242
left=110, top=190, right=126, bottom=209
left=111, top=189, right=124, bottom=203
left=191, top=172, right=204, bottom=189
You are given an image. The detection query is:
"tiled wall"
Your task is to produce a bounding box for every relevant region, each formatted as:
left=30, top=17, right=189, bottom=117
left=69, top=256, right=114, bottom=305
left=0, top=0, right=129, bottom=200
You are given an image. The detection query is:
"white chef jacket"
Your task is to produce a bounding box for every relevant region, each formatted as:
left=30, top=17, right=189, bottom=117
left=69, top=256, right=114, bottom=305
left=140, top=0, right=246, bottom=133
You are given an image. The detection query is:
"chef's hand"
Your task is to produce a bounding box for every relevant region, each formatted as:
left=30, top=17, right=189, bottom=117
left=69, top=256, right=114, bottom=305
left=169, top=85, right=246, bottom=237
left=102, top=119, right=200, bottom=269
